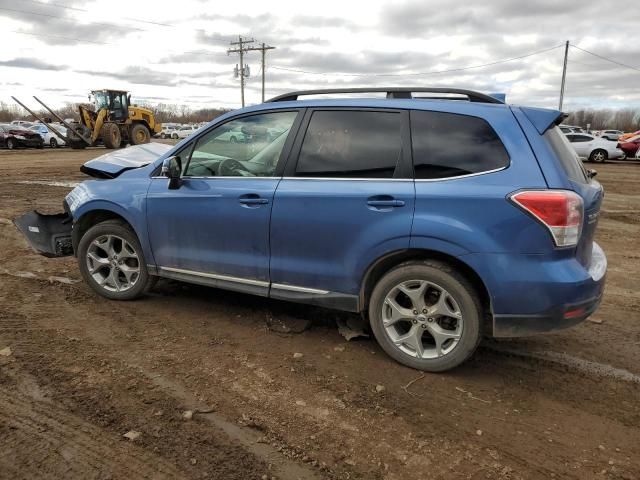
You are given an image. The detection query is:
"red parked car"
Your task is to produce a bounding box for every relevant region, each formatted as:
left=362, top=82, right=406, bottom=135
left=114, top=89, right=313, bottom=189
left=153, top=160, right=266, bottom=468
left=0, top=123, right=44, bottom=149
left=617, top=135, right=640, bottom=158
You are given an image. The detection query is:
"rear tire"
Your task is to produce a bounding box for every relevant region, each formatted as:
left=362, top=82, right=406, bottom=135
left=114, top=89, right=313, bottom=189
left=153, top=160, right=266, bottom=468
left=368, top=260, right=482, bottom=372
left=7, top=138, right=15, bottom=150
left=130, top=123, right=151, bottom=145
left=77, top=220, right=155, bottom=301
left=102, top=122, right=122, bottom=149
left=589, top=149, right=607, bottom=163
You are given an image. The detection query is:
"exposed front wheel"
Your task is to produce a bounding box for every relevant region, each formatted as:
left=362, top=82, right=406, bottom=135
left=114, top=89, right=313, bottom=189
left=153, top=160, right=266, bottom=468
left=368, top=260, right=482, bottom=372
left=102, top=122, right=122, bottom=149
left=589, top=149, right=607, bottom=163
left=77, top=220, right=155, bottom=300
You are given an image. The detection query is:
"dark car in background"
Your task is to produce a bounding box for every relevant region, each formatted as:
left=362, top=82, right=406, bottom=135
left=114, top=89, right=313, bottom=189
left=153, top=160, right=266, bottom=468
left=617, top=135, right=640, bottom=158
left=0, top=123, right=44, bottom=149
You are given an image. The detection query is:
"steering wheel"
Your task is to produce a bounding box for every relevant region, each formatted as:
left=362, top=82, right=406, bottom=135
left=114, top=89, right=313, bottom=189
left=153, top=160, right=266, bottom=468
left=216, top=158, right=250, bottom=176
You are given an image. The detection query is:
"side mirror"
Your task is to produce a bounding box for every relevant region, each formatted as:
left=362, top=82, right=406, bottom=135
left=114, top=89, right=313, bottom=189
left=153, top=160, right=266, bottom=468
left=161, top=156, right=182, bottom=190
left=587, top=169, right=597, bottom=179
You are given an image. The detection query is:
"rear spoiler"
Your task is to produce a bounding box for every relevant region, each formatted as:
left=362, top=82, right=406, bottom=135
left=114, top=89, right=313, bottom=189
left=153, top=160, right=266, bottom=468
left=518, top=106, right=567, bottom=134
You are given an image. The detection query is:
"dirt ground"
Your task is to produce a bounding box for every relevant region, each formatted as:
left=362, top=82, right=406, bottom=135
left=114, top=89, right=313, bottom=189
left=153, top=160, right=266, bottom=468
left=0, top=145, right=639, bottom=480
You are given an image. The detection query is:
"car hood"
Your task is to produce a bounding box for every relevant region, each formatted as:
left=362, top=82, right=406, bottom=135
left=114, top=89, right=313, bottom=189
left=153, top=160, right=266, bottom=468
left=81, top=143, right=172, bottom=178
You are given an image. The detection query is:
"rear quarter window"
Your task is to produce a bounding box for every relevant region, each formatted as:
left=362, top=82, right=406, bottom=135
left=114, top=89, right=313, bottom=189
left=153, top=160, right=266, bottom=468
left=544, top=126, right=589, bottom=184
left=410, top=110, right=509, bottom=179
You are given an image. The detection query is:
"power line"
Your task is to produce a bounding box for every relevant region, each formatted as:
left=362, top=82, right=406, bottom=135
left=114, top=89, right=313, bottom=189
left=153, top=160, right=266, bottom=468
left=270, top=44, right=564, bottom=77
left=8, top=29, right=228, bottom=57
left=570, top=44, right=640, bottom=72
left=0, top=5, right=147, bottom=32
left=19, top=0, right=174, bottom=27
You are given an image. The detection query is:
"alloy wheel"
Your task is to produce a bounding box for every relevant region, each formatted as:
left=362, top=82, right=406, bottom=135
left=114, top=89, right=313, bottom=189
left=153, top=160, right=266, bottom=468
left=381, top=280, right=463, bottom=359
left=86, top=234, right=140, bottom=292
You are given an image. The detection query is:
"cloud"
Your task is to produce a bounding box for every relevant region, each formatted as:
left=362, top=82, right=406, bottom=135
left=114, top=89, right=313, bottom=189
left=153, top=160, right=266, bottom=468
left=1, top=0, right=638, bottom=110
left=0, top=57, right=67, bottom=71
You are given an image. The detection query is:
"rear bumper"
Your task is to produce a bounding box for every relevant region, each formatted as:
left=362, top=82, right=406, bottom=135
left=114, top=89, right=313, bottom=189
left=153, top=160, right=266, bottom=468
left=462, top=242, right=607, bottom=337
left=492, top=291, right=603, bottom=337
left=14, top=210, right=73, bottom=257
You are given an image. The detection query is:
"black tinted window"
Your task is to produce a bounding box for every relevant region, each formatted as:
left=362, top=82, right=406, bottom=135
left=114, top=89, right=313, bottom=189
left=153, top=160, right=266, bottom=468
left=410, top=111, right=509, bottom=179
left=296, top=110, right=402, bottom=178
left=544, top=127, right=588, bottom=184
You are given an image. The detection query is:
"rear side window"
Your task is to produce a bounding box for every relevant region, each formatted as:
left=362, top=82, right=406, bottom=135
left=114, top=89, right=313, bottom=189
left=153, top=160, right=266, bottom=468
left=567, top=134, right=592, bottom=143
left=410, top=111, right=509, bottom=179
left=295, top=110, right=402, bottom=178
left=544, top=127, right=588, bottom=183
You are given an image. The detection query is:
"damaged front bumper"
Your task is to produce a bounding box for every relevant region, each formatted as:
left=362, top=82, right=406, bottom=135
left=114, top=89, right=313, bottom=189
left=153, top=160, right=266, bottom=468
left=14, top=209, right=73, bottom=257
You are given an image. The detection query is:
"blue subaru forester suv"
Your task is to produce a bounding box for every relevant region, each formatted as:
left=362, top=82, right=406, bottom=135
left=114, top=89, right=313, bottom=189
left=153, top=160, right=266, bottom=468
left=16, top=88, right=607, bottom=372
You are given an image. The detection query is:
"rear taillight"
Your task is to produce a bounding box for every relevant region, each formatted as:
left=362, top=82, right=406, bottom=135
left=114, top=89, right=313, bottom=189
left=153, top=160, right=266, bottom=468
left=510, top=190, right=583, bottom=247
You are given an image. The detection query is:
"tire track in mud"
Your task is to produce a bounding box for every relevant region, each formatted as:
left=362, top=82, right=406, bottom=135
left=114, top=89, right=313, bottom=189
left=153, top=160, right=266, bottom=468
left=0, top=389, right=186, bottom=480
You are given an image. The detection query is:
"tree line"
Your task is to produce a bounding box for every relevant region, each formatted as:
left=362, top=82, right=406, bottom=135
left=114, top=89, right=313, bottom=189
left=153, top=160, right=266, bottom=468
left=564, top=108, right=639, bottom=132
left=1, top=100, right=638, bottom=132
left=0, top=101, right=231, bottom=125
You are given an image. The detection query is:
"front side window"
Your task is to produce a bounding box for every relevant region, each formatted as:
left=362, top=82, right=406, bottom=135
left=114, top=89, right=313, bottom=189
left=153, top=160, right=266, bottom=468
left=184, top=111, right=298, bottom=177
left=295, top=110, right=402, bottom=178
left=410, top=111, right=509, bottom=179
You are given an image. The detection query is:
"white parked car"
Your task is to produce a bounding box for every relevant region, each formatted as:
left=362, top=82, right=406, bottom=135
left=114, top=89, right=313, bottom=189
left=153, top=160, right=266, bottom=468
left=29, top=124, right=67, bottom=148
left=159, top=125, right=179, bottom=139
left=599, top=130, right=623, bottom=141
left=172, top=125, right=198, bottom=139
left=11, top=120, right=34, bottom=129
left=565, top=133, right=624, bottom=162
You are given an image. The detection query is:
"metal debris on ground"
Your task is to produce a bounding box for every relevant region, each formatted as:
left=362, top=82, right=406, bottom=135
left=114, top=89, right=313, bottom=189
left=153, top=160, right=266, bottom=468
left=265, top=312, right=312, bottom=334
left=336, top=316, right=369, bottom=341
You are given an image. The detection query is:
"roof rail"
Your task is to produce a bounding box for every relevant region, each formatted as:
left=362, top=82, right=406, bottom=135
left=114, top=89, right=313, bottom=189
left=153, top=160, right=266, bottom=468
left=265, top=87, right=504, bottom=104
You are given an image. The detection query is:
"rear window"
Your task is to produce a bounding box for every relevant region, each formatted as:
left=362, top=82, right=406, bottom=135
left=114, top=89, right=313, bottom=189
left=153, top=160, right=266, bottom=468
left=544, top=126, right=589, bottom=183
left=410, top=111, right=509, bottom=179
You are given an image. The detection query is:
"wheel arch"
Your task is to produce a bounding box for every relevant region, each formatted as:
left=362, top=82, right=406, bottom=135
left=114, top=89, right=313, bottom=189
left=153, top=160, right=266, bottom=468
left=359, top=249, right=493, bottom=324
left=72, top=209, right=136, bottom=255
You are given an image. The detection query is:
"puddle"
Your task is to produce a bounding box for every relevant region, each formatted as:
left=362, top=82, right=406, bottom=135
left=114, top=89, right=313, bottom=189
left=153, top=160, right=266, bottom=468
left=15, top=180, right=80, bottom=188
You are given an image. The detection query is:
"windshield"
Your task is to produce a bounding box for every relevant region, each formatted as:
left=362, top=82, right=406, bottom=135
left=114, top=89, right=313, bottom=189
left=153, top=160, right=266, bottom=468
left=94, top=92, right=109, bottom=109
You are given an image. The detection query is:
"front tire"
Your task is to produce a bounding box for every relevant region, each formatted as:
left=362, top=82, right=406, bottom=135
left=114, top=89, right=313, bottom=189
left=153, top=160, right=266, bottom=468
left=7, top=138, right=15, bottom=150
left=77, top=220, right=154, bottom=300
left=589, top=149, right=607, bottom=163
left=50, top=138, right=58, bottom=148
left=368, top=260, right=482, bottom=372
left=102, top=122, right=122, bottom=149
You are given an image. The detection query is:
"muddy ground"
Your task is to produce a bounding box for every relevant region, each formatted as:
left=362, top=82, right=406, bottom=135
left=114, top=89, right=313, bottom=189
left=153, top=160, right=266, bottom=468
left=0, top=146, right=639, bottom=480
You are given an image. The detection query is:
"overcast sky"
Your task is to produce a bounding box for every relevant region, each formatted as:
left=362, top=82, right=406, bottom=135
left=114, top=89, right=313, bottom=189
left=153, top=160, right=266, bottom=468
left=0, top=0, right=638, bottom=111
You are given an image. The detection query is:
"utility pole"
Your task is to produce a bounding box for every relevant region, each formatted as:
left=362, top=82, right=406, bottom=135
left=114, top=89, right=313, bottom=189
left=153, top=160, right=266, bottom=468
left=228, top=36, right=255, bottom=107
left=559, top=40, right=569, bottom=111
left=258, top=42, right=276, bottom=102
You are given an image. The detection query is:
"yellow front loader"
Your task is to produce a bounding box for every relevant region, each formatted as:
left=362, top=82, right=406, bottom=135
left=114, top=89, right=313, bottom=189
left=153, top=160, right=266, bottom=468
left=13, top=89, right=162, bottom=149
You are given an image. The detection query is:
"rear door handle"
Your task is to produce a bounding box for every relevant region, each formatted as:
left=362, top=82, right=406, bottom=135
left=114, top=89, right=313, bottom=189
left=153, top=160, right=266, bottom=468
left=367, top=198, right=405, bottom=208
left=238, top=194, right=269, bottom=206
